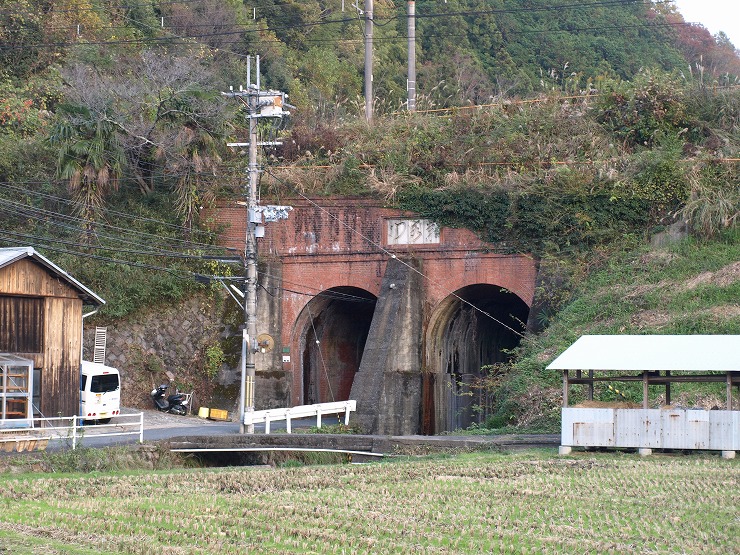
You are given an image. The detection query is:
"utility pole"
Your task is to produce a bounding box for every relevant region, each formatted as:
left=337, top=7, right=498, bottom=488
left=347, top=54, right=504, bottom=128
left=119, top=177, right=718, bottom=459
left=223, top=56, right=293, bottom=433
left=407, top=0, right=416, bottom=112
left=364, top=0, right=374, bottom=122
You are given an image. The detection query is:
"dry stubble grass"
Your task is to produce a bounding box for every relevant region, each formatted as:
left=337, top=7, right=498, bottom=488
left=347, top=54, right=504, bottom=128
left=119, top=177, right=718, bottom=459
left=0, top=451, right=737, bottom=554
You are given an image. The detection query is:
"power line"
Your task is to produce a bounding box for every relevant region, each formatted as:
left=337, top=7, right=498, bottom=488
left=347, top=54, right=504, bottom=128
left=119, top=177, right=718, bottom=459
left=0, top=0, right=648, bottom=22
left=0, top=235, right=196, bottom=278
left=0, top=0, right=687, bottom=52
left=263, top=168, right=529, bottom=339
left=0, top=226, right=231, bottom=263
left=31, top=0, right=652, bottom=33
left=1, top=182, right=230, bottom=241
left=0, top=0, right=212, bottom=14
left=0, top=196, right=228, bottom=256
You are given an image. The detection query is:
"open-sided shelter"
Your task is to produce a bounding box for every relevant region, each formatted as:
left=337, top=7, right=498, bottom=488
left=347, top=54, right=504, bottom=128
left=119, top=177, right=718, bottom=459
left=0, top=247, right=105, bottom=424
left=548, top=335, right=740, bottom=458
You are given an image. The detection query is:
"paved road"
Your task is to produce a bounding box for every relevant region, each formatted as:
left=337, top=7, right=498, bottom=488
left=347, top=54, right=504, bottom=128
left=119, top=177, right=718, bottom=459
left=36, top=409, right=559, bottom=454
left=51, top=408, right=320, bottom=450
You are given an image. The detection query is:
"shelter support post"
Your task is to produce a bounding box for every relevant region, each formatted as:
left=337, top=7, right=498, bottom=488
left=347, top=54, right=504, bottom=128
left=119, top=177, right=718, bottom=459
left=562, top=370, right=568, bottom=407
left=665, top=371, right=671, bottom=405
left=642, top=371, right=649, bottom=409
left=559, top=370, right=573, bottom=455
left=728, top=372, right=733, bottom=411
left=588, top=370, right=594, bottom=401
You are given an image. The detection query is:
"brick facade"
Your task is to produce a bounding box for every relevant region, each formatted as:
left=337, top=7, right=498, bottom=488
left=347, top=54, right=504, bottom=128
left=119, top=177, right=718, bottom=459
left=211, top=197, right=538, bottom=430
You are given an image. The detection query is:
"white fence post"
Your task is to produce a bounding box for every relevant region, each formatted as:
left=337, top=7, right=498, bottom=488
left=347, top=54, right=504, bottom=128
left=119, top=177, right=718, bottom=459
left=18, top=413, right=146, bottom=449
left=242, top=401, right=356, bottom=434
left=72, top=415, right=78, bottom=450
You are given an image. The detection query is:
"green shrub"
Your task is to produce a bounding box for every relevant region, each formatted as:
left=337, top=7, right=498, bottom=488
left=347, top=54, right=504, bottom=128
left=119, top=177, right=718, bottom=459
left=204, top=343, right=226, bottom=380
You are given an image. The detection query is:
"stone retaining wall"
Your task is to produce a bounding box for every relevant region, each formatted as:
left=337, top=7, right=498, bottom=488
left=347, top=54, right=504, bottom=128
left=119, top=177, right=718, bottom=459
left=83, top=293, right=234, bottom=409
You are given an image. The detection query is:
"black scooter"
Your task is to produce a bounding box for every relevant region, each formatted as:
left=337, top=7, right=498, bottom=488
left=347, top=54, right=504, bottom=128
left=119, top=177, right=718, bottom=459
left=150, top=384, right=188, bottom=415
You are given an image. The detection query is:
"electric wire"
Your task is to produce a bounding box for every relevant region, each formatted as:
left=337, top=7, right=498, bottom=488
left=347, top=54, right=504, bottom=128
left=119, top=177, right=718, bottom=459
left=4, top=0, right=654, bottom=28
left=0, top=0, right=696, bottom=52
left=306, top=302, right=336, bottom=403
left=0, top=226, right=235, bottom=262
left=0, top=234, right=195, bottom=278
left=264, top=168, right=530, bottom=339
left=0, top=196, right=229, bottom=257
left=3, top=18, right=692, bottom=50
left=1, top=182, right=237, bottom=243
left=256, top=271, right=377, bottom=303
left=2, top=185, right=386, bottom=304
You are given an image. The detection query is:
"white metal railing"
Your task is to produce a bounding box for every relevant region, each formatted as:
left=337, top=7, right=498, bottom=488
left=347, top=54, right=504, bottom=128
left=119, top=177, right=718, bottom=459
left=244, top=400, right=356, bottom=434
left=5, top=412, right=145, bottom=450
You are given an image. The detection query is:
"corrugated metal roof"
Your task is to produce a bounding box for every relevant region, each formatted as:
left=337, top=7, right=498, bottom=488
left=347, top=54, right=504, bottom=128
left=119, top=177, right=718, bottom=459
left=547, top=335, right=740, bottom=372
left=0, top=246, right=105, bottom=306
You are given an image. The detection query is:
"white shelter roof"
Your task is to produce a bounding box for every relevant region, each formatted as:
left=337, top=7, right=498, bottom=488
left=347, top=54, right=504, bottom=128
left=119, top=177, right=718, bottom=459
left=0, top=246, right=105, bottom=306
left=547, top=335, right=740, bottom=372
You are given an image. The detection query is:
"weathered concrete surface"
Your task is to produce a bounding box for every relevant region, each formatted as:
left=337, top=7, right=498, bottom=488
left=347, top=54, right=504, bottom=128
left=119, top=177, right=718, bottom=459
left=349, top=257, right=424, bottom=436
left=167, top=432, right=560, bottom=456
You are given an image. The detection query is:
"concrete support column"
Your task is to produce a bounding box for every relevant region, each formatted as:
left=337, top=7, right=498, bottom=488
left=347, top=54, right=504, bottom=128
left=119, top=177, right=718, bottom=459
left=349, top=257, right=424, bottom=435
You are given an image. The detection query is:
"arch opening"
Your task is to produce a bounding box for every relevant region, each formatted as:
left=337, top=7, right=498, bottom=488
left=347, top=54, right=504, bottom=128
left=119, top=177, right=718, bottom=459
left=424, top=284, right=529, bottom=433
left=298, top=287, right=377, bottom=405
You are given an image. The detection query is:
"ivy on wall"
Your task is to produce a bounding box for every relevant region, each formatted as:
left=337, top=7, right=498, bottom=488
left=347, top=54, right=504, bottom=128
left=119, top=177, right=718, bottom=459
left=397, top=186, right=651, bottom=256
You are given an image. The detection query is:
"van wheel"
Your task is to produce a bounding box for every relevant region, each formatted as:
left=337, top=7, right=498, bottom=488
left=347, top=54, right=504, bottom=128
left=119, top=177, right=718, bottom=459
left=97, top=418, right=111, bottom=424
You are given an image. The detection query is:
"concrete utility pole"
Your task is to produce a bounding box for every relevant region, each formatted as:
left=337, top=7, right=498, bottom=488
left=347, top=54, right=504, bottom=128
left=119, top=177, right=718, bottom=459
left=223, top=56, right=293, bottom=433
left=364, top=0, right=374, bottom=122
left=407, top=0, right=416, bottom=112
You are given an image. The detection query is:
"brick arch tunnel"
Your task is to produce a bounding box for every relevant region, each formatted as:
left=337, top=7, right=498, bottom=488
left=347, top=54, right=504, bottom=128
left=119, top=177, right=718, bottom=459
left=424, top=284, right=529, bottom=433
left=298, top=287, right=377, bottom=405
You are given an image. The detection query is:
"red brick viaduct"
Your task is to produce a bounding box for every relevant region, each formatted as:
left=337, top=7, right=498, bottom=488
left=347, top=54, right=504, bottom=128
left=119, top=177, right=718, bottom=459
left=212, top=197, right=538, bottom=435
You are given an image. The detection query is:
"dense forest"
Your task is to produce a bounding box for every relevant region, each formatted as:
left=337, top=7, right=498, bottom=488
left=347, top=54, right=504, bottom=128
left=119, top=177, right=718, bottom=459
left=1, top=2, right=739, bottom=425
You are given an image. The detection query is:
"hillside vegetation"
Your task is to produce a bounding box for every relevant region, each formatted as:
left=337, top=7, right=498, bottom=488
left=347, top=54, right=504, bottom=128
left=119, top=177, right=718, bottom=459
left=487, top=228, right=740, bottom=431
left=0, top=1, right=739, bottom=428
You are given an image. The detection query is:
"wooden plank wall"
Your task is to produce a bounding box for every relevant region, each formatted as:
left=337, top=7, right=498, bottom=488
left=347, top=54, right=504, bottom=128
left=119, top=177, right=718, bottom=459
left=0, top=259, right=78, bottom=298
left=43, top=296, right=81, bottom=417
left=1, top=258, right=83, bottom=417
left=0, top=296, right=44, bottom=352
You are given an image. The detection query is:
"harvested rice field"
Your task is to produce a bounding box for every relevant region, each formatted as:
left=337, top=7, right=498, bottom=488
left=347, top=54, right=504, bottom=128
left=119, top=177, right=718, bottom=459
left=1, top=450, right=737, bottom=554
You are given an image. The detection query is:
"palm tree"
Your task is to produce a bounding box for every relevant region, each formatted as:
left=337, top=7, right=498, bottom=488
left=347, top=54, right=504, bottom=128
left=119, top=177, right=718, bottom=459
left=166, top=123, right=222, bottom=234
left=49, top=105, right=125, bottom=242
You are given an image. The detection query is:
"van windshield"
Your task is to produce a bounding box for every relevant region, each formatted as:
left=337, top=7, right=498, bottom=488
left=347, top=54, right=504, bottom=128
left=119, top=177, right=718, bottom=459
left=90, top=374, right=120, bottom=393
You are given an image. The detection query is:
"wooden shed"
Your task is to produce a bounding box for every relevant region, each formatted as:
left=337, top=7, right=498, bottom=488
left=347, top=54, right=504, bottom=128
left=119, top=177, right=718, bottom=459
left=549, top=335, right=740, bottom=459
left=0, top=247, right=104, bottom=422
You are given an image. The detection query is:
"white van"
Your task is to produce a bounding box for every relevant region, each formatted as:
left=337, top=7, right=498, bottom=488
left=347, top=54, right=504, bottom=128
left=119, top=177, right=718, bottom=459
left=80, top=361, right=121, bottom=423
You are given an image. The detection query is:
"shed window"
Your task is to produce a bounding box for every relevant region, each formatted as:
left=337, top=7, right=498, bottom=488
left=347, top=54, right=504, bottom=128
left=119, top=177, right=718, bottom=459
left=0, top=296, right=44, bottom=353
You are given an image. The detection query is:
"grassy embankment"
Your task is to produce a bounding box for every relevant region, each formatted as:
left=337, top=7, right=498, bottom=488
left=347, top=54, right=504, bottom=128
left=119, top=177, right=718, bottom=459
left=1, top=450, right=737, bottom=554
left=486, top=230, right=740, bottom=431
